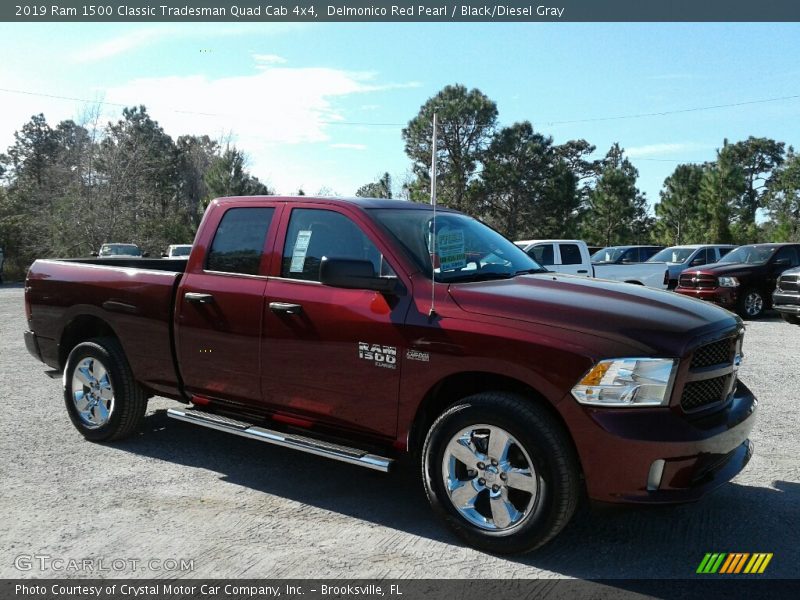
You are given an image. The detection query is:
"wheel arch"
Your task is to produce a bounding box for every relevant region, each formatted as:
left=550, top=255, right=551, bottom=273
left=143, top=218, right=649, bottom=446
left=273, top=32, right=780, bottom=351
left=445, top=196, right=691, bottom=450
left=408, top=371, right=579, bottom=466
left=59, top=314, right=119, bottom=369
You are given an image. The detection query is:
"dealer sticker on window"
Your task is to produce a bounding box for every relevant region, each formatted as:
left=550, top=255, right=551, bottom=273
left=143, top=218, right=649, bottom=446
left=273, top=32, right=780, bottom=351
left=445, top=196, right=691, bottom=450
left=437, top=229, right=466, bottom=271
left=290, top=230, right=312, bottom=273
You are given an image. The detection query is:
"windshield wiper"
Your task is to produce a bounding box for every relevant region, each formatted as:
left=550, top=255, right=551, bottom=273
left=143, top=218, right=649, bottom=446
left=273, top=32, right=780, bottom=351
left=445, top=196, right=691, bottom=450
left=512, top=268, right=548, bottom=276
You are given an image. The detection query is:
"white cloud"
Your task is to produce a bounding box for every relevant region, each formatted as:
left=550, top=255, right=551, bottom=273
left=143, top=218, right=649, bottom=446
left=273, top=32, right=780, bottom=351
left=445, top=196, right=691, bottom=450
left=70, top=27, right=178, bottom=63
left=626, top=142, right=700, bottom=158
left=330, top=143, right=367, bottom=150
left=253, top=53, right=287, bottom=65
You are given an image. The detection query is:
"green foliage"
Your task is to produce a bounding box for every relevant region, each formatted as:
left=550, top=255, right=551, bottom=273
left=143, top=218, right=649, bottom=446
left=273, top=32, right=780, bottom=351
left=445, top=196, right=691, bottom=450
left=204, top=146, right=272, bottom=203
left=0, top=108, right=269, bottom=278
left=356, top=172, right=392, bottom=198
left=581, top=144, right=649, bottom=246
left=653, top=164, right=706, bottom=245
left=766, top=150, right=800, bottom=241
left=402, top=84, right=498, bottom=213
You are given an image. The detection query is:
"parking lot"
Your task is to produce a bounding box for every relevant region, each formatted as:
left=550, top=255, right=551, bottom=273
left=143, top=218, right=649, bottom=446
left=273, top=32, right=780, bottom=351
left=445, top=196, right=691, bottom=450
left=1, top=282, right=797, bottom=580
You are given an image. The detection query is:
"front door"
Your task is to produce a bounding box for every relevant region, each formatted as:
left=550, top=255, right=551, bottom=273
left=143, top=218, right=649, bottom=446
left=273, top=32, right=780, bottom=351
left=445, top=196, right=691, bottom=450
left=261, top=205, right=408, bottom=437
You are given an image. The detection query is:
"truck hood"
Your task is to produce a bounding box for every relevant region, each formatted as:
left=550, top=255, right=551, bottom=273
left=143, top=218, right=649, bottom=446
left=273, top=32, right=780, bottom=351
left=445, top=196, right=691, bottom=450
left=683, top=262, right=766, bottom=278
left=448, top=273, right=739, bottom=355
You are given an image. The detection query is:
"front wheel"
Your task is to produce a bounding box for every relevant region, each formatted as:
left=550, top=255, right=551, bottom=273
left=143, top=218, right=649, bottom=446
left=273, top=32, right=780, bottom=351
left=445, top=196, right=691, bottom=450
left=737, top=288, right=765, bottom=319
left=63, top=337, right=148, bottom=441
left=422, top=392, right=581, bottom=554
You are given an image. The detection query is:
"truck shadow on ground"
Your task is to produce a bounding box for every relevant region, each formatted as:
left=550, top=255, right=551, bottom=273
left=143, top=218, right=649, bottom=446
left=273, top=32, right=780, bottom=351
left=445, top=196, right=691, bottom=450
left=117, top=409, right=799, bottom=581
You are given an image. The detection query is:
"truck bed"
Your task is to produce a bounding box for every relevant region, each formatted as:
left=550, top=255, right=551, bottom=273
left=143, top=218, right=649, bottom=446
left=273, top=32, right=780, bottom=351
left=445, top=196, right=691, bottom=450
left=25, top=258, right=188, bottom=398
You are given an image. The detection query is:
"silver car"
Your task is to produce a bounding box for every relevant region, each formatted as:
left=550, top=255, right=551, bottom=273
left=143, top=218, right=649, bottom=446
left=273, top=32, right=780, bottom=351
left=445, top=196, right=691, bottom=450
left=647, top=244, right=737, bottom=289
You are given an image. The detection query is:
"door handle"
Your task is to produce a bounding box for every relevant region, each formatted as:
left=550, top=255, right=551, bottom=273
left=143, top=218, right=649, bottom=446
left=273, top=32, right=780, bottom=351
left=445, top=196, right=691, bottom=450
left=577, top=269, right=588, bottom=274
left=185, top=292, right=215, bottom=304
left=270, top=302, right=303, bottom=315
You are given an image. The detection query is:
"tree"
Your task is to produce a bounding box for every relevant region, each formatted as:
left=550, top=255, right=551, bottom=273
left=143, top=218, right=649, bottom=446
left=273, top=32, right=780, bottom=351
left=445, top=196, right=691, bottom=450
left=723, top=137, right=785, bottom=236
left=402, top=84, right=497, bottom=212
left=476, top=121, right=580, bottom=240
left=176, top=135, right=219, bottom=228
left=696, top=150, right=744, bottom=244
left=653, top=164, right=705, bottom=245
left=581, top=144, right=649, bottom=246
left=766, top=150, right=800, bottom=241
left=356, top=172, right=392, bottom=198
left=204, top=146, right=272, bottom=202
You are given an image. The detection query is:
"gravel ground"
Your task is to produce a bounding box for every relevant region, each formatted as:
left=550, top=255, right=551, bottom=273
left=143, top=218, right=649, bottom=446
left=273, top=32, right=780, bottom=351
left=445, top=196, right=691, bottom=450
left=1, top=283, right=798, bottom=580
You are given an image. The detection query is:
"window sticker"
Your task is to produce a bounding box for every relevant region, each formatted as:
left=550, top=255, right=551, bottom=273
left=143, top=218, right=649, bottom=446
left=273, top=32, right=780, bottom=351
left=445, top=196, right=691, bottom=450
left=437, top=229, right=466, bottom=271
left=289, top=230, right=312, bottom=273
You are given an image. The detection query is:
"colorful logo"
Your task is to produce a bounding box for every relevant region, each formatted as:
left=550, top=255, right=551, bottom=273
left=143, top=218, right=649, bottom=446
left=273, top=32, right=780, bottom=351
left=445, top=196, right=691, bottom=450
left=696, top=552, right=773, bottom=574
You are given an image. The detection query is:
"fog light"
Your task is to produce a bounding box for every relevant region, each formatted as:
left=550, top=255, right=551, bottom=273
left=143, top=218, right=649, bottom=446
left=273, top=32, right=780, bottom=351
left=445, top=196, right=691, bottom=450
left=647, top=459, right=665, bottom=491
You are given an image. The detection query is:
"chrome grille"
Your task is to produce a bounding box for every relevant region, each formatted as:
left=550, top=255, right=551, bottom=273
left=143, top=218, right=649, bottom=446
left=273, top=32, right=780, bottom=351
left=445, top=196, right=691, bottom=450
left=679, top=273, right=717, bottom=289
left=778, top=274, right=798, bottom=292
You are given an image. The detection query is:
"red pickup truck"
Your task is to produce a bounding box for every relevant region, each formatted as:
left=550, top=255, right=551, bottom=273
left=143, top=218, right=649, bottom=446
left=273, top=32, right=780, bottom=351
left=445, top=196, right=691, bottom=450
left=24, top=196, right=756, bottom=554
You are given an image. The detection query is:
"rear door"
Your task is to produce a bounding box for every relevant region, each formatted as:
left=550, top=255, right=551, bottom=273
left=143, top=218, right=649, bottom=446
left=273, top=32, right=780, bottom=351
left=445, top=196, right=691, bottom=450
left=175, top=202, right=280, bottom=406
left=557, top=243, right=590, bottom=276
left=260, top=204, right=410, bottom=437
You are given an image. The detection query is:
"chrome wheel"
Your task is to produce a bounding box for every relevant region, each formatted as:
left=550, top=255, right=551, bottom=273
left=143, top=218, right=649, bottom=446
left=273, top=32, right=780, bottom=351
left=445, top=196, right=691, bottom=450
left=441, top=424, right=539, bottom=531
left=744, top=291, right=764, bottom=316
left=71, top=357, right=114, bottom=428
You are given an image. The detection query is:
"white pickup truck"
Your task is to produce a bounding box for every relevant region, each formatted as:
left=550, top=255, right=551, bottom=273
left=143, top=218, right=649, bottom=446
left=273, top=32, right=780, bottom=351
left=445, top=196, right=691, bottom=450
left=515, top=240, right=668, bottom=289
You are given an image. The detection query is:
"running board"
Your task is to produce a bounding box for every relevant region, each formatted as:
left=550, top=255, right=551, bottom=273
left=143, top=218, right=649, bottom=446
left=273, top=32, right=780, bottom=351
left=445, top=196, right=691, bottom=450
left=166, top=407, right=393, bottom=472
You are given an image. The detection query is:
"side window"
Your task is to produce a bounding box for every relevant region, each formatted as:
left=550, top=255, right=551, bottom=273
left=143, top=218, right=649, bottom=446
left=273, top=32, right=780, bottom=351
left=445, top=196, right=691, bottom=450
left=774, top=246, right=800, bottom=267
left=693, top=248, right=709, bottom=266
left=529, top=244, right=555, bottom=266
left=559, top=244, right=583, bottom=265
left=718, top=247, right=733, bottom=258
left=206, top=207, right=274, bottom=275
left=641, top=247, right=658, bottom=261
left=281, top=208, right=395, bottom=282
left=622, top=248, right=638, bottom=263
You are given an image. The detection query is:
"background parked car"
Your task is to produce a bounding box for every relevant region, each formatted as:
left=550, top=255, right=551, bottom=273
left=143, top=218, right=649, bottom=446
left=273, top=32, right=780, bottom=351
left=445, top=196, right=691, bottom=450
left=162, top=244, right=192, bottom=258
left=773, top=265, right=800, bottom=325
left=591, top=245, right=664, bottom=264
left=93, top=243, right=145, bottom=258
left=676, top=243, right=800, bottom=318
left=514, top=239, right=592, bottom=276
left=647, top=244, right=737, bottom=289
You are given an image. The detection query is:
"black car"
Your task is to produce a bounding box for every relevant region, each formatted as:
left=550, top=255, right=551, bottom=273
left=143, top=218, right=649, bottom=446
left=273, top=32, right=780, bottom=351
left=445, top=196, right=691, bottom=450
left=773, top=265, right=800, bottom=325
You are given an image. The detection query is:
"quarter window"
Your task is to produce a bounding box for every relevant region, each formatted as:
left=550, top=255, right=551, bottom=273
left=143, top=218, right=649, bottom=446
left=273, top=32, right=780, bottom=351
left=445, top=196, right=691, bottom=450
left=206, top=207, right=274, bottom=275
left=281, top=208, right=395, bottom=281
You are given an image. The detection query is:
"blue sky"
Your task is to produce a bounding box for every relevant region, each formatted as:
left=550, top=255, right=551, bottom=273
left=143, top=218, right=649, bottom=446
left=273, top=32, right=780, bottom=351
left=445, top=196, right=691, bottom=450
left=1, top=22, right=799, bottom=209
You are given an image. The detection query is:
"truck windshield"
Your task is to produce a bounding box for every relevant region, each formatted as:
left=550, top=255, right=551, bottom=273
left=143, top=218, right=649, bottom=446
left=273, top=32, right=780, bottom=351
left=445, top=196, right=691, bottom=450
left=648, top=247, right=695, bottom=263
left=718, top=245, right=775, bottom=265
left=591, top=247, right=624, bottom=263
left=369, top=208, right=545, bottom=283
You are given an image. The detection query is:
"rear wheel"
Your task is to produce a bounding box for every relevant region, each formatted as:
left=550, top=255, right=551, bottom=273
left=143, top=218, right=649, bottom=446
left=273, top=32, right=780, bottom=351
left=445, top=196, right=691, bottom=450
left=422, top=392, right=581, bottom=554
left=737, top=289, right=765, bottom=319
left=63, top=337, right=148, bottom=441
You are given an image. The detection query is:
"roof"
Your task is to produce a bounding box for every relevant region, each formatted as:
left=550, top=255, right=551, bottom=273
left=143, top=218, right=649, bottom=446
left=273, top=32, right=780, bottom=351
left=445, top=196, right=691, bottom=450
left=515, top=239, right=585, bottom=245
left=213, top=195, right=451, bottom=211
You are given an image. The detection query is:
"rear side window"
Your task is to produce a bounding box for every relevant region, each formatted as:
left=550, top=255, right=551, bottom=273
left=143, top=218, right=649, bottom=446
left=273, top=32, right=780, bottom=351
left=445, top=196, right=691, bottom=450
left=640, top=247, right=659, bottom=261
left=281, top=208, right=392, bottom=281
left=206, top=207, right=275, bottom=275
left=559, top=244, right=583, bottom=265
left=529, top=244, right=555, bottom=265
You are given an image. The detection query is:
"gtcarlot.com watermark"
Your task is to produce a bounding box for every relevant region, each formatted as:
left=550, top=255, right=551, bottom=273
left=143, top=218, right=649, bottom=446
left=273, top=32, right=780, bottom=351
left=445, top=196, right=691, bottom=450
left=14, top=553, right=195, bottom=573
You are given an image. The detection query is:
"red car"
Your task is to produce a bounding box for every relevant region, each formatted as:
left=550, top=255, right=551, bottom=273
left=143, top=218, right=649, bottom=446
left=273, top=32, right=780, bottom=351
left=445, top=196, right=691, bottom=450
left=24, top=196, right=756, bottom=553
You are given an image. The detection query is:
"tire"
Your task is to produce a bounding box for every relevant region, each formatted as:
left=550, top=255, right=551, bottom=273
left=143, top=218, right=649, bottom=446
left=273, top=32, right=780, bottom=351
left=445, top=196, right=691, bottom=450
left=781, top=313, right=800, bottom=325
left=422, top=392, right=581, bottom=554
left=63, top=337, right=148, bottom=442
left=737, top=288, right=765, bottom=319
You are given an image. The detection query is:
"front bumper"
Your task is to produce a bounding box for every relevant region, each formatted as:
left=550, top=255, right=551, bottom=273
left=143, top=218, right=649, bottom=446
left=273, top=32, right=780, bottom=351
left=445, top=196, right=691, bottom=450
left=675, top=286, right=737, bottom=308
left=772, top=291, right=800, bottom=315
left=560, top=380, right=757, bottom=504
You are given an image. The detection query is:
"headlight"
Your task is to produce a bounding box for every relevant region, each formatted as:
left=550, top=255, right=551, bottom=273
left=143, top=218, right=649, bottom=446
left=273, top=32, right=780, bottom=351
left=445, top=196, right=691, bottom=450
left=718, top=276, right=739, bottom=287
left=571, top=358, right=678, bottom=407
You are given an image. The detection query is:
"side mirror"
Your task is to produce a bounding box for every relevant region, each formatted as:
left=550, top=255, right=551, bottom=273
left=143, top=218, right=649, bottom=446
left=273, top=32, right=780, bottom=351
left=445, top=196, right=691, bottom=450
left=691, top=258, right=704, bottom=266
left=621, top=258, right=634, bottom=264
left=320, top=257, right=400, bottom=294
left=90, top=251, right=98, bottom=257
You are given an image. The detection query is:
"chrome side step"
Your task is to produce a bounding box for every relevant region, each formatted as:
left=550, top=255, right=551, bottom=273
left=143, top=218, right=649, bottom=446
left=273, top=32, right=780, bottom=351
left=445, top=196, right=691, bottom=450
left=166, top=407, right=393, bottom=472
